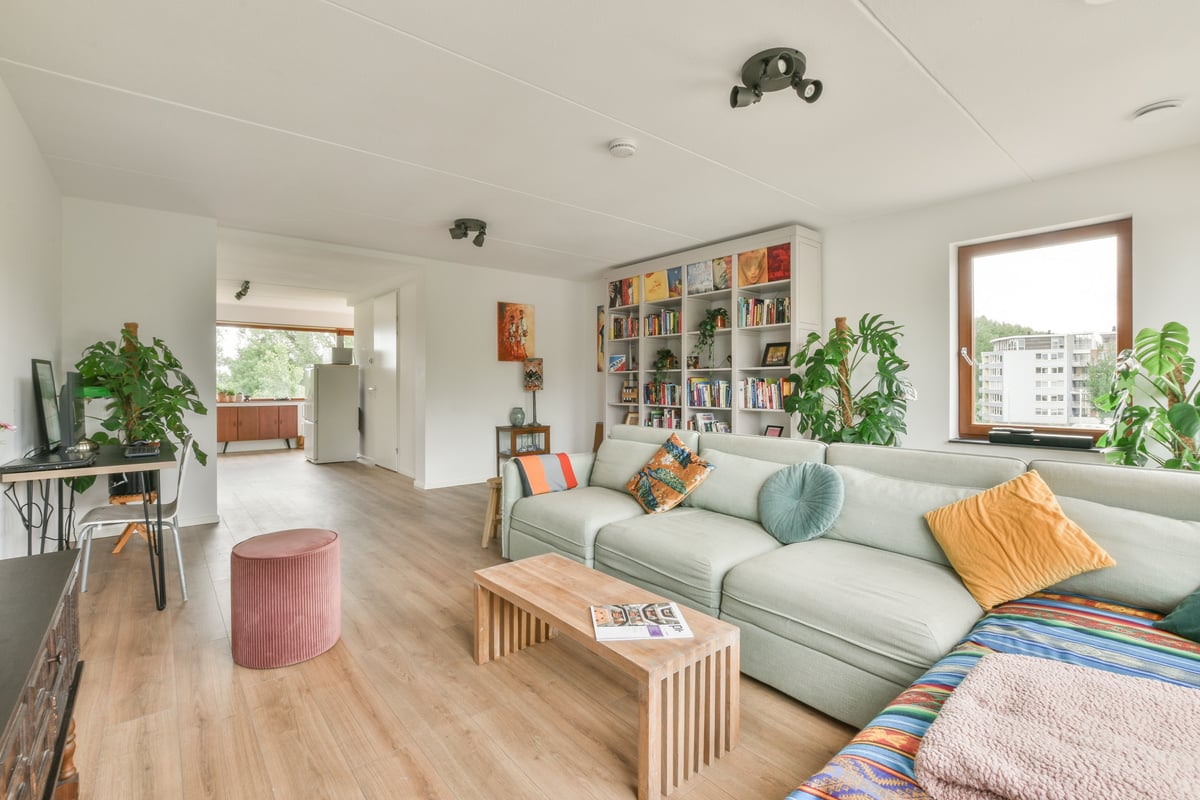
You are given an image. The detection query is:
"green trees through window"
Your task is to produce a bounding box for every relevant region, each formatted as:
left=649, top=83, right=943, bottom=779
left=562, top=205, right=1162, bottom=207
left=217, top=326, right=352, bottom=399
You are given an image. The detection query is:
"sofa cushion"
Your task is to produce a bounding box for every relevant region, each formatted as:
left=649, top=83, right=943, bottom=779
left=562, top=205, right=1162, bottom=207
left=925, top=471, right=1115, bottom=609
left=594, top=508, right=780, bottom=615
left=824, top=466, right=983, bottom=566
left=759, top=462, right=844, bottom=544
left=696, top=431, right=826, bottom=464
left=721, top=539, right=981, bottom=685
left=509, top=485, right=643, bottom=563
left=589, top=439, right=663, bottom=492
left=1050, top=497, right=1200, bottom=614
left=625, top=433, right=714, bottom=513
left=684, top=448, right=786, bottom=521
left=1155, top=585, right=1200, bottom=642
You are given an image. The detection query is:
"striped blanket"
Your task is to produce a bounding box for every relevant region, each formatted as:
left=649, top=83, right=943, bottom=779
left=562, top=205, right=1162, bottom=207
left=789, top=592, right=1200, bottom=800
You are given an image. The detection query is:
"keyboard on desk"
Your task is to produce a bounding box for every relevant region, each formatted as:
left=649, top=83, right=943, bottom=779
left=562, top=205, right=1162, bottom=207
left=123, top=443, right=161, bottom=458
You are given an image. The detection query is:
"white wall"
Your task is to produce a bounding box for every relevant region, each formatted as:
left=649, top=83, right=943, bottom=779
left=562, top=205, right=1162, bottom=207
left=823, top=144, right=1200, bottom=456
left=60, top=199, right=218, bottom=525
left=0, top=78, right=64, bottom=558
left=364, top=263, right=596, bottom=489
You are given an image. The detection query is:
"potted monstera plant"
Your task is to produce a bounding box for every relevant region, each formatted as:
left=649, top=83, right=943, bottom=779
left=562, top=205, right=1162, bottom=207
left=72, top=324, right=208, bottom=493
left=1095, top=321, right=1200, bottom=469
left=784, top=314, right=913, bottom=446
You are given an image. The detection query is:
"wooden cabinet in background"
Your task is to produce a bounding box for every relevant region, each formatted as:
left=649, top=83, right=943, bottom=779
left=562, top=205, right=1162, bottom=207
left=217, top=404, right=299, bottom=452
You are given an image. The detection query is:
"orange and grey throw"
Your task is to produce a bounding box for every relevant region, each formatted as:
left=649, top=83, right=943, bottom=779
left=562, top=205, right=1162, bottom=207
left=514, top=453, right=578, bottom=496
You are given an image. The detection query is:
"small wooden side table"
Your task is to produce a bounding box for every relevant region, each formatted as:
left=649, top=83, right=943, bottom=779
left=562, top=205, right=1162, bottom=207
left=495, top=425, right=550, bottom=476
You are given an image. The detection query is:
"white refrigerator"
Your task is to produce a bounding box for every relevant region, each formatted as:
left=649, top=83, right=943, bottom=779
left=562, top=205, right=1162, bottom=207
left=303, top=364, right=359, bottom=463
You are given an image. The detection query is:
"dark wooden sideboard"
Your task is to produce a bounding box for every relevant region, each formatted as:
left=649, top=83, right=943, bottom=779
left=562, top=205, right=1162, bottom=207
left=0, top=550, right=83, bottom=800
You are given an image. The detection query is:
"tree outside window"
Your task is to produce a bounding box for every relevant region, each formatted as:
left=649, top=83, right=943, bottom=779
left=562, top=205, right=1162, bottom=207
left=217, top=326, right=353, bottom=398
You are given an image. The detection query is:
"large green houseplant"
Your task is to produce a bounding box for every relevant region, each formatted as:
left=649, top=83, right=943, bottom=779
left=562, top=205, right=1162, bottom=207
left=1095, top=321, right=1200, bottom=469
left=784, top=314, right=913, bottom=445
left=72, top=325, right=208, bottom=491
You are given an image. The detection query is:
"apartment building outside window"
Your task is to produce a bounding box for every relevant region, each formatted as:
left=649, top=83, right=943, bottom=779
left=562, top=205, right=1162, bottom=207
left=956, top=219, right=1132, bottom=441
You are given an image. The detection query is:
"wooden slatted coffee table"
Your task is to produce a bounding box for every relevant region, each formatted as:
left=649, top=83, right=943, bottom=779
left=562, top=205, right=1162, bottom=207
left=473, top=553, right=740, bottom=800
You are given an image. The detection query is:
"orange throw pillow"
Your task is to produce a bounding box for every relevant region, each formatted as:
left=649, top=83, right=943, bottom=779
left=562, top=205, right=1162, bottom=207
left=924, top=470, right=1115, bottom=609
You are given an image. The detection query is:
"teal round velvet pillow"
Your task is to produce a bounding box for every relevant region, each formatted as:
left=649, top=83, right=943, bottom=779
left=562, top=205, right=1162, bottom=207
left=758, top=462, right=845, bottom=544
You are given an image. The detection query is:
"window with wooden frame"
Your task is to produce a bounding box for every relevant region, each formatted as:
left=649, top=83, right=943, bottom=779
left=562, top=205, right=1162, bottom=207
left=956, top=218, right=1131, bottom=442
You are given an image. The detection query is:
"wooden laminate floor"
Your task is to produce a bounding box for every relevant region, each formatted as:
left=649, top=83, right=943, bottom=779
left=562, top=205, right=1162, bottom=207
left=74, top=450, right=855, bottom=799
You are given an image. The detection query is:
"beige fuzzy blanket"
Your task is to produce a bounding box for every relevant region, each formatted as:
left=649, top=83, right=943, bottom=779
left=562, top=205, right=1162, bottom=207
left=913, top=653, right=1200, bottom=800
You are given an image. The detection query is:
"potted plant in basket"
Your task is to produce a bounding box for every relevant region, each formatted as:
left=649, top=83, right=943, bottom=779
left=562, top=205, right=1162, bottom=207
left=72, top=324, right=209, bottom=493
left=1095, top=321, right=1200, bottom=469
left=784, top=314, right=913, bottom=445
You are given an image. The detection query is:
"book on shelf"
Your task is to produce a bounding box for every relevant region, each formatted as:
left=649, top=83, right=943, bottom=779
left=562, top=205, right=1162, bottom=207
left=608, top=354, right=627, bottom=372
left=712, top=255, right=731, bottom=290
left=686, top=260, right=714, bottom=294
left=644, top=269, right=668, bottom=302
left=766, top=242, right=791, bottom=282
left=667, top=266, right=683, bottom=298
left=590, top=601, right=693, bottom=641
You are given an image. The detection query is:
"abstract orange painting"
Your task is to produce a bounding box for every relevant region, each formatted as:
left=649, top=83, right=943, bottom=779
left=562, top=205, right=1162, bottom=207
left=498, top=302, right=535, bottom=361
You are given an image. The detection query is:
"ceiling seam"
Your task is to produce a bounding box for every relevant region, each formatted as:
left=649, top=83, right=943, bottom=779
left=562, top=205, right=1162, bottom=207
left=851, top=0, right=1034, bottom=183
left=0, top=56, right=704, bottom=243
left=319, top=0, right=823, bottom=209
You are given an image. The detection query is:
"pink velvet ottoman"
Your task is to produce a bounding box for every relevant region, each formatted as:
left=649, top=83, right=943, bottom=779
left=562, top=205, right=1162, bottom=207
left=231, top=528, right=342, bottom=669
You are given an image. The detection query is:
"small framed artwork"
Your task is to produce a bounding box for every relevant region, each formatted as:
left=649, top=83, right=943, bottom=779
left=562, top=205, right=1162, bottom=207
left=761, top=342, right=790, bottom=367
left=764, top=425, right=784, bottom=437
left=624, top=411, right=639, bottom=425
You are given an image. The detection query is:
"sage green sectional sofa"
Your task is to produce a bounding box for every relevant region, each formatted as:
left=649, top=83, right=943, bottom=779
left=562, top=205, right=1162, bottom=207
left=500, top=425, right=1200, bottom=727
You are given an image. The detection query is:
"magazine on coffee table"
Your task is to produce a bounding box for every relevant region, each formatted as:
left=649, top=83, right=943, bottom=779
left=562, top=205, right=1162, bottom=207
left=590, top=601, right=693, bottom=641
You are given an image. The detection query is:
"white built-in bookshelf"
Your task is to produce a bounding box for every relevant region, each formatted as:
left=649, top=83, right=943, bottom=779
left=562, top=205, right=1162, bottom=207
left=600, top=224, right=822, bottom=437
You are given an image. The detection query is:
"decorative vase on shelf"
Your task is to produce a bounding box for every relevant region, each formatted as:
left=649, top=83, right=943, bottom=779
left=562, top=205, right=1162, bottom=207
left=509, top=406, right=526, bottom=426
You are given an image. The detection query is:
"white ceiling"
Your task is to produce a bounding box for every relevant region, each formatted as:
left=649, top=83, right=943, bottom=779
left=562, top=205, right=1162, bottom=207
left=3, top=0, right=1198, bottom=313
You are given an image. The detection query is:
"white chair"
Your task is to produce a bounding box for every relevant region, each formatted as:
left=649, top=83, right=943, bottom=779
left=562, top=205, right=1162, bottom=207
left=78, top=434, right=192, bottom=601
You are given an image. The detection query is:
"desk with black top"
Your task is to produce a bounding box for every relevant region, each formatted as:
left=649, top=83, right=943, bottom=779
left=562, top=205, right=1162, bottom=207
left=1, top=444, right=177, bottom=611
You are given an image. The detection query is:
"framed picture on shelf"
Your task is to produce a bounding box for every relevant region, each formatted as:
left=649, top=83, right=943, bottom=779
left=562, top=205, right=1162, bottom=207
left=761, top=342, right=790, bottom=367
left=624, top=411, right=639, bottom=425
left=764, top=425, right=784, bottom=437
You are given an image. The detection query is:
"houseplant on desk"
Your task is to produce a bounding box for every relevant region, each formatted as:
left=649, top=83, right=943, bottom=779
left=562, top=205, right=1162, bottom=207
left=71, top=324, right=208, bottom=492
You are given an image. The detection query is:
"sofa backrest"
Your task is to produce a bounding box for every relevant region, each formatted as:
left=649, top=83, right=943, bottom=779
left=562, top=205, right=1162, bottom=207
left=1033, top=459, right=1200, bottom=613
left=824, top=444, right=1028, bottom=565
left=589, top=425, right=700, bottom=492
left=685, top=435, right=827, bottom=522
left=697, top=432, right=827, bottom=464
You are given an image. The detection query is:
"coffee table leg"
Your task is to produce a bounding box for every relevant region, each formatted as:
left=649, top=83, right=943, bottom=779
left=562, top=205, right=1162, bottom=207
left=474, top=583, right=494, bottom=664
left=638, top=675, right=662, bottom=800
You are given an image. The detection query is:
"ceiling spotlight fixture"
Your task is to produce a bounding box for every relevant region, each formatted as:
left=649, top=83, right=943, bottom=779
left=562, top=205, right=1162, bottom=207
left=730, top=47, right=822, bottom=109
left=608, top=138, right=638, bottom=158
left=449, top=218, right=487, bottom=247
left=234, top=280, right=250, bottom=301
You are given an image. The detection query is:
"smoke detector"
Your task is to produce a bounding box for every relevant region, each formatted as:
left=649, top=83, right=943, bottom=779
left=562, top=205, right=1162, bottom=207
left=608, top=138, right=638, bottom=158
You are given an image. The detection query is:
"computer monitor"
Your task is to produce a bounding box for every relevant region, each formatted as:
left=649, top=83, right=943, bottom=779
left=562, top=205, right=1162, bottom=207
left=60, top=371, right=86, bottom=452
left=31, top=358, right=62, bottom=453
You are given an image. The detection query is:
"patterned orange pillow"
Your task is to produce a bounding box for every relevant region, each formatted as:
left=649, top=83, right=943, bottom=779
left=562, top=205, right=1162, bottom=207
left=626, top=433, right=714, bottom=513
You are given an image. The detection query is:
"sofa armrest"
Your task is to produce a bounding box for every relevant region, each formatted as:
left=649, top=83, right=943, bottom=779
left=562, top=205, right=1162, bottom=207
left=500, top=452, right=596, bottom=558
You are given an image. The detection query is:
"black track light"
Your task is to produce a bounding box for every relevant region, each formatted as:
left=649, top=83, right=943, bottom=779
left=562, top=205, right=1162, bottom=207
left=730, top=47, right=822, bottom=110
left=234, top=280, right=250, bottom=301
left=449, top=218, right=487, bottom=247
